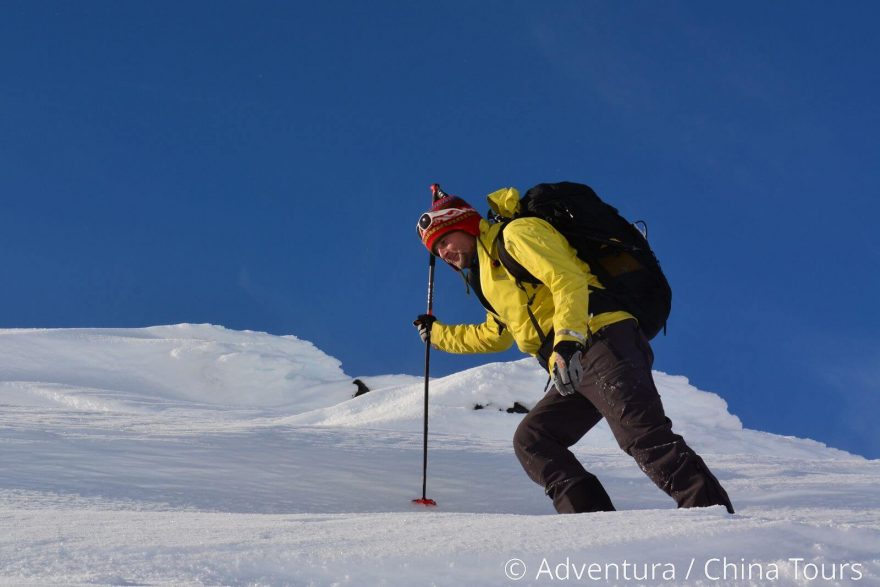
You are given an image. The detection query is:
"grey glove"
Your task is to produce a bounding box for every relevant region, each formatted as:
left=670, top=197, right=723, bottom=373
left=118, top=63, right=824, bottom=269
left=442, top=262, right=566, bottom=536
left=552, top=341, right=585, bottom=396
left=412, top=314, right=437, bottom=343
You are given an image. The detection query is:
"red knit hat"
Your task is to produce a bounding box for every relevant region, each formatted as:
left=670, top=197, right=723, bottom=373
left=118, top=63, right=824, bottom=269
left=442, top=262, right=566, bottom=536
left=417, top=194, right=482, bottom=253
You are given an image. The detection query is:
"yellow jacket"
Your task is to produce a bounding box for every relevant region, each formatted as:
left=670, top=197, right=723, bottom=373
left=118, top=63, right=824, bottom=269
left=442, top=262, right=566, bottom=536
left=430, top=188, right=633, bottom=369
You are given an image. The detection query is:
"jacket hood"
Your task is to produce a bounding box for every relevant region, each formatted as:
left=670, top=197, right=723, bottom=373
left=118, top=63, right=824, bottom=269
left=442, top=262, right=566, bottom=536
left=486, top=187, right=521, bottom=219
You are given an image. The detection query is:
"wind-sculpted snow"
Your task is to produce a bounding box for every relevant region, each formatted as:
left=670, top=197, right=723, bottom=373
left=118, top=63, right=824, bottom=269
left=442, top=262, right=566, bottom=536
left=0, top=324, right=876, bottom=585
left=0, top=324, right=354, bottom=410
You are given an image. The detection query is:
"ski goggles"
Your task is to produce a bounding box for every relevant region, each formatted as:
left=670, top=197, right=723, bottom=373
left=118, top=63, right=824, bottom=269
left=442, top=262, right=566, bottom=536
left=416, top=208, right=473, bottom=236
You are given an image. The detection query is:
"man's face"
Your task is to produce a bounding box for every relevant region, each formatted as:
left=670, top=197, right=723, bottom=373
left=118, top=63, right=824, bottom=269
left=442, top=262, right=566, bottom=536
left=434, top=230, right=476, bottom=270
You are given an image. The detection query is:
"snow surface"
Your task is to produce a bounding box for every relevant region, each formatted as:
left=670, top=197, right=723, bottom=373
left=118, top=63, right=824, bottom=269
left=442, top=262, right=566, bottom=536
left=0, top=324, right=877, bottom=586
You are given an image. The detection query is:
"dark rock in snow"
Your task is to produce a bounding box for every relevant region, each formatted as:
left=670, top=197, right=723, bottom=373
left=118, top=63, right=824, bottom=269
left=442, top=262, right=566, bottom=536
left=352, top=379, right=371, bottom=397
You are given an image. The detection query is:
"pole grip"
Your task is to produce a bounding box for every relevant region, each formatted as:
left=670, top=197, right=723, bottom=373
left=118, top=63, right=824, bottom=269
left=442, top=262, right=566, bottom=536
left=426, top=253, right=436, bottom=315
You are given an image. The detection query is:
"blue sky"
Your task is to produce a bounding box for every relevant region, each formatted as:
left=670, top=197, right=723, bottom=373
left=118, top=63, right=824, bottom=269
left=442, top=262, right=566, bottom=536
left=2, top=1, right=878, bottom=458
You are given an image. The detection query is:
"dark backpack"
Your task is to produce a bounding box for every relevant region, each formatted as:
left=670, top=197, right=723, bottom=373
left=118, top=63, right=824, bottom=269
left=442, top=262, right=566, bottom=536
left=492, top=181, right=672, bottom=340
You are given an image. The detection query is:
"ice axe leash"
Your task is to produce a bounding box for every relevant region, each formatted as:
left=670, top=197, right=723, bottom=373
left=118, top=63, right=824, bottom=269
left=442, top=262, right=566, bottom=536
left=412, top=183, right=447, bottom=507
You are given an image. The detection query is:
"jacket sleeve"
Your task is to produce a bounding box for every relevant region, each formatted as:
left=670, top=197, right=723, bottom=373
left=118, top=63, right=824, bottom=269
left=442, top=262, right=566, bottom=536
left=502, top=218, right=591, bottom=347
left=430, top=313, right=515, bottom=354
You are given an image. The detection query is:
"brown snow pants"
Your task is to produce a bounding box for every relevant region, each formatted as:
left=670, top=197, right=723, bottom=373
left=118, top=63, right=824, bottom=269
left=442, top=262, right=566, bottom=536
left=513, top=319, right=734, bottom=514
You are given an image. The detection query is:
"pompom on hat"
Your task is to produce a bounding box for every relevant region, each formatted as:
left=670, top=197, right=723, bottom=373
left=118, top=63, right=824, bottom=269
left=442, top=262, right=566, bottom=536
left=417, top=191, right=482, bottom=254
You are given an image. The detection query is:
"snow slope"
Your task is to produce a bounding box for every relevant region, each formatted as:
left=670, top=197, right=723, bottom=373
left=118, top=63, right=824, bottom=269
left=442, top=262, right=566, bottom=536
left=0, top=324, right=877, bottom=586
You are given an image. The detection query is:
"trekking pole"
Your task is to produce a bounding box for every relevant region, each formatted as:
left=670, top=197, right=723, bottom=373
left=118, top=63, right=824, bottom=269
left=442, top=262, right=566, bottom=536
left=412, top=183, right=446, bottom=507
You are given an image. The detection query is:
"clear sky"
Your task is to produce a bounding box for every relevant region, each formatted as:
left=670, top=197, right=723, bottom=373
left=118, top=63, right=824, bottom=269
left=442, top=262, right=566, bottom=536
left=2, top=1, right=878, bottom=458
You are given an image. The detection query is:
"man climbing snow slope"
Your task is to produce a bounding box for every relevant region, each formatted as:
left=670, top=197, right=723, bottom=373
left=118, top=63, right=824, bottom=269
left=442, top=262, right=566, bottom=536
left=413, top=183, right=734, bottom=514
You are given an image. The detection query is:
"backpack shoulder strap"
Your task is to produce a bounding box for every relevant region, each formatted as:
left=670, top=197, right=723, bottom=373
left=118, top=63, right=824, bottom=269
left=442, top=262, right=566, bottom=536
left=494, top=222, right=541, bottom=285
left=495, top=221, right=623, bottom=318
